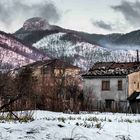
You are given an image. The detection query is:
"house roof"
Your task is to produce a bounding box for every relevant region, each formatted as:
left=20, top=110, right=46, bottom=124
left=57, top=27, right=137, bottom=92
left=24, top=59, right=80, bottom=70
left=82, top=62, right=140, bottom=77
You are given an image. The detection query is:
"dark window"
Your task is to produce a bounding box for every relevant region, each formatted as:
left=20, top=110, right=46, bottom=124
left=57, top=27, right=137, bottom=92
left=137, top=83, right=139, bottom=89
left=105, top=99, right=113, bottom=109
left=41, top=66, right=49, bottom=74
left=102, top=80, right=110, bottom=91
left=32, top=76, right=38, bottom=82
left=118, top=80, right=122, bottom=90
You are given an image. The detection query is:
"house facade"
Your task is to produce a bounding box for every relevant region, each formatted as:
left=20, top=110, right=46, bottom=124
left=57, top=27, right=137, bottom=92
left=82, top=62, right=140, bottom=112
left=128, top=71, right=140, bottom=96
left=127, top=71, right=140, bottom=113
left=13, top=59, right=83, bottom=112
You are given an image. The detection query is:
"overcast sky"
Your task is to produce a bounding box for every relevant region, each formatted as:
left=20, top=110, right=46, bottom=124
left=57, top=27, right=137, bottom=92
left=0, top=0, right=140, bottom=34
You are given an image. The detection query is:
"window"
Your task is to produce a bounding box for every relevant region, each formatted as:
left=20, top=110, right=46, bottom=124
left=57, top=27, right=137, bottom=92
left=32, top=76, right=38, bottom=82
left=102, top=80, right=110, bottom=91
left=118, top=80, right=122, bottom=90
left=137, top=83, right=139, bottom=89
left=105, top=99, right=114, bottom=109
left=41, top=66, right=49, bottom=74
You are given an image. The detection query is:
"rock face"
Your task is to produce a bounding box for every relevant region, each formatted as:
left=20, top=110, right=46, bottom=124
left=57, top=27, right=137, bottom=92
left=23, top=17, right=51, bottom=31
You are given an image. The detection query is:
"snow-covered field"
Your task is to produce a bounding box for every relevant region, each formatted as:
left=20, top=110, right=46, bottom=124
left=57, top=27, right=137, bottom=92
left=0, top=111, right=140, bottom=140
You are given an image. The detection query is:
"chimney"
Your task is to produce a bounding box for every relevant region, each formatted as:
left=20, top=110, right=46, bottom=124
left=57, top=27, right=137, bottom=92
left=137, top=50, right=139, bottom=63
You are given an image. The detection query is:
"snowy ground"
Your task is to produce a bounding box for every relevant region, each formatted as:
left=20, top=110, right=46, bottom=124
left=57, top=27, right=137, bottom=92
left=0, top=111, right=140, bottom=140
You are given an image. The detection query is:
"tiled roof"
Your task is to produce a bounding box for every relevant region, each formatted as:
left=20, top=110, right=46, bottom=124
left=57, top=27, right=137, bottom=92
left=24, top=59, right=80, bottom=69
left=83, top=62, right=140, bottom=77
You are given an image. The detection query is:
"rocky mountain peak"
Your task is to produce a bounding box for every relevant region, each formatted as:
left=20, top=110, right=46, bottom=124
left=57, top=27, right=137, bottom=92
left=23, top=17, right=51, bottom=31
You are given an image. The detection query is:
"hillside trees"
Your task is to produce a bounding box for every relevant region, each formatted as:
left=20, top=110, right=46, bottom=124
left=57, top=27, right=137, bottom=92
left=16, top=66, right=37, bottom=110
left=34, top=61, right=83, bottom=112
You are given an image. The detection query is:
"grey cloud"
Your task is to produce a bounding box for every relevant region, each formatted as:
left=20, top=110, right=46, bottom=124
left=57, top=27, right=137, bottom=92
left=111, top=1, right=140, bottom=27
left=35, top=2, right=60, bottom=22
left=0, top=0, right=60, bottom=30
left=92, top=20, right=113, bottom=31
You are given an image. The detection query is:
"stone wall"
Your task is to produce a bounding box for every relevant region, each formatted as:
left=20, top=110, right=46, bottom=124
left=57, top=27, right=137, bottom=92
left=128, top=71, right=140, bottom=96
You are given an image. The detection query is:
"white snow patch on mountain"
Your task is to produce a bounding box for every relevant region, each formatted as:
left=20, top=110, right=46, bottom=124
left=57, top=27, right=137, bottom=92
left=33, top=33, right=138, bottom=70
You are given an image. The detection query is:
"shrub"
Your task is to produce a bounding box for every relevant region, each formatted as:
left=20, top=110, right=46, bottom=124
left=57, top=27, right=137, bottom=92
left=95, top=123, right=101, bottom=129
left=58, top=117, right=66, bottom=123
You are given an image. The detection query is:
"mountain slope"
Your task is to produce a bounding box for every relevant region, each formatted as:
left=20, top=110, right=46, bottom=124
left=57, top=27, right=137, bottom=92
left=14, top=17, right=140, bottom=47
left=0, top=30, right=49, bottom=68
left=33, top=32, right=138, bottom=70
left=114, top=30, right=140, bottom=45
left=13, top=17, right=140, bottom=69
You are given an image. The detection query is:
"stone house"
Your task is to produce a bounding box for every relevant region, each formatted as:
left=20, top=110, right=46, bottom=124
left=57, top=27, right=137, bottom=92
left=82, top=62, right=140, bottom=112
left=127, top=71, right=140, bottom=113
left=14, top=59, right=83, bottom=112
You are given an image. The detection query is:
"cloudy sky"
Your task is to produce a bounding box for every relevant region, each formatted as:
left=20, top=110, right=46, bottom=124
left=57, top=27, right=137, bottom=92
left=0, top=0, right=140, bottom=34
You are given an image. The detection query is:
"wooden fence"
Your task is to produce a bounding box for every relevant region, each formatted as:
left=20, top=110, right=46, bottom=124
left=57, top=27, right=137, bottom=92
left=83, top=100, right=140, bottom=113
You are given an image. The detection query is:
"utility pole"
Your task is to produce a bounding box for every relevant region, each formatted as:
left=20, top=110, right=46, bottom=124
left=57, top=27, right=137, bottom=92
left=136, top=50, right=139, bottom=63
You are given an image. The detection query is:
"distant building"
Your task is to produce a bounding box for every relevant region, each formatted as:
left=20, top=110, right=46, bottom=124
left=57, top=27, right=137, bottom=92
left=14, top=59, right=83, bottom=112
left=82, top=62, right=140, bottom=113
